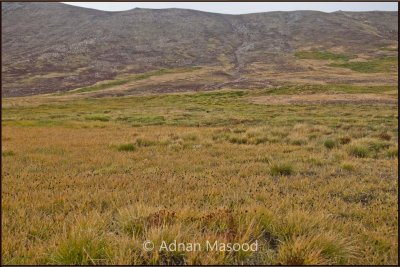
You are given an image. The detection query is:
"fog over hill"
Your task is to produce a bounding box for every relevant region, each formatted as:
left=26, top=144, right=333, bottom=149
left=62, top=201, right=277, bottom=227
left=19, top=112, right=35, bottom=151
left=2, top=2, right=398, bottom=96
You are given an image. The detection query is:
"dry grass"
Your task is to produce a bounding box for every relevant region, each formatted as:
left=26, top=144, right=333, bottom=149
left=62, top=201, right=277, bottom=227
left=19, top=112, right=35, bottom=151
left=2, top=86, right=398, bottom=265
left=250, top=93, right=397, bottom=105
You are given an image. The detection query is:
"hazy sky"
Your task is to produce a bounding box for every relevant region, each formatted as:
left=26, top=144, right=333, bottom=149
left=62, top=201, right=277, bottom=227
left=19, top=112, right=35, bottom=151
left=63, top=2, right=398, bottom=14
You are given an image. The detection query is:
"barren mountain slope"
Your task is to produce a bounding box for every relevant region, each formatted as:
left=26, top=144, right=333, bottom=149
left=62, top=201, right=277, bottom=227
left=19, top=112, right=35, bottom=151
left=2, top=2, right=398, bottom=96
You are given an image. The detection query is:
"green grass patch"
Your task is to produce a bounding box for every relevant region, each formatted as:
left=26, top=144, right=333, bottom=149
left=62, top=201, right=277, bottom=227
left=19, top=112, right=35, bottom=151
left=295, top=50, right=351, bottom=61
left=346, top=138, right=390, bottom=158
left=2, top=119, right=68, bottom=127
left=295, top=49, right=397, bottom=73
left=367, top=140, right=390, bottom=153
left=329, top=57, right=397, bottom=73
left=2, top=87, right=398, bottom=129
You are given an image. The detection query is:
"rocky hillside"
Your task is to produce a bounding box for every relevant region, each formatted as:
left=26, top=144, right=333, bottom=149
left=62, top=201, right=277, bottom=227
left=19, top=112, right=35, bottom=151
left=2, top=2, right=398, bottom=96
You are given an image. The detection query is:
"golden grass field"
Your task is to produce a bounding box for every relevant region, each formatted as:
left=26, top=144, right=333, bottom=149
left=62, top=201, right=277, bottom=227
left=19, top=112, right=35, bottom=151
left=2, top=83, right=398, bottom=264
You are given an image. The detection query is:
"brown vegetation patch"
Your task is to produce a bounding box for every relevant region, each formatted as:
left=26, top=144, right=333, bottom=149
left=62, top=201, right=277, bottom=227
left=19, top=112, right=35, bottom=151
left=250, top=93, right=397, bottom=105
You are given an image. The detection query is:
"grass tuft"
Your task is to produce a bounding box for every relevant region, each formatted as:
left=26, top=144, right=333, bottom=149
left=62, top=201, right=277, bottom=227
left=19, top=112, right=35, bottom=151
left=51, top=232, right=110, bottom=265
left=386, top=147, right=398, bottom=158
left=324, top=139, right=337, bottom=149
left=270, top=163, right=295, bottom=176
left=116, top=143, right=137, bottom=152
left=348, top=145, right=369, bottom=158
left=341, top=163, right=355, bottom=171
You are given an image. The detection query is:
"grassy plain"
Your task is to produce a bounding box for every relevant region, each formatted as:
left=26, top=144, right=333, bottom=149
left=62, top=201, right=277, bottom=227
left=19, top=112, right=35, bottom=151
left=2, top=84, right=398, bottom=264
